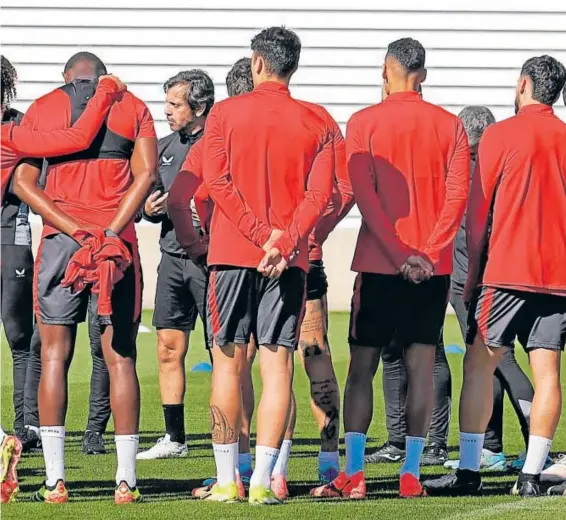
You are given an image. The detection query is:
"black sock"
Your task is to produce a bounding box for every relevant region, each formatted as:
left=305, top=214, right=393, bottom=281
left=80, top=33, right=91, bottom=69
left=163, top=404, right=185, bottom=444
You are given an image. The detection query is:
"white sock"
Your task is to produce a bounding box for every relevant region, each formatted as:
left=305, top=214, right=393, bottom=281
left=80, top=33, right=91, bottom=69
left=250, top=445, right=280, bottom=488
left=26, top=425, right=40, bottom=436
left=459, top=432, right=485, bottom=472
left=115, top=435, right=139, bottom=488
left=400, top=436, right=426, bottom=478
left=521, top=435, right=552, bottom=475
left=213, top=442, right=238, bottom=486
left=345, top=432, right=366, bottom=477
left=238, top=451, right=253, bottom=475
left=318, top=450, right=340, bottom=471
left=272, top=440, right=292, bottom=477
left=41, top=426, right=65, bottom=486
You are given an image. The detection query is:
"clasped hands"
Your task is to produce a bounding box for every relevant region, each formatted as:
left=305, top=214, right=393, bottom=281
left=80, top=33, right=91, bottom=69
left=258, top=229, right=288, bottom=280
left=399, top=255, right=434, bottom=284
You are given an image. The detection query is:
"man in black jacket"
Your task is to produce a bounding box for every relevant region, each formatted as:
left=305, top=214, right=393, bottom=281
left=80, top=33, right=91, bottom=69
left=137, top=70, right=214, bottom=460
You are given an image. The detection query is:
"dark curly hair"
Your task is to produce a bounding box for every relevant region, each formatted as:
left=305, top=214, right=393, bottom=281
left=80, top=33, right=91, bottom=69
left=386, top=38, right=426, bottom=72
left=520, top=55, right=566, bottom=106
left=458, top=106, right=496, bottom=148
left=251, top=26, right=301, bottom=78
left=1, top=55, right=17, bottom=110
left=163, top=69, right=215, bottom=117
left=226, top=58, right=254, bottom=97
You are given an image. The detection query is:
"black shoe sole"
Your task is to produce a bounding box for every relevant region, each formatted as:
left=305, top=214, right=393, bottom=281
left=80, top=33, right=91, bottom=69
left=83, top=449, right=107, bottom=455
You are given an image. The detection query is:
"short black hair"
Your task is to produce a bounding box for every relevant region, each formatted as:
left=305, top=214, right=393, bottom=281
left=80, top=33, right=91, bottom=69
left=226, top=58, right=254, bottom=97
left=64, top=51, right=107, bottom=77
left=563, top=83, right=566, bottom=106
left=386, top=38, right=426, bottom=72
left=251, top=26, right=301, bottom=78
left=164, top=69, right=215, bottom=117
left=520, top=55, right=566, bottom=106
left=458, top=106, right=496, bottom=147
left=1, top=55, right=17, bottom=109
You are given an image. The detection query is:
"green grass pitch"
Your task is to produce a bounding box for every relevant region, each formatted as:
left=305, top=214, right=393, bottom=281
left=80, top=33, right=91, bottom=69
left=1, top=312, right=565, bottom=519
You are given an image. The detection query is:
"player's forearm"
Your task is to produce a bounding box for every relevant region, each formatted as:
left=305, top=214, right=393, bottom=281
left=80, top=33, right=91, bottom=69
left=107, top=169, right=156, bottom=235
left=275, top=187, right=332, bottom=259
left=13, top=181, right=80, bottom=237
left=205, top=173, right=272, bottom=247
left=169, top=170, right=207, bottom=259
left=7, top=80, right=118, bottom=158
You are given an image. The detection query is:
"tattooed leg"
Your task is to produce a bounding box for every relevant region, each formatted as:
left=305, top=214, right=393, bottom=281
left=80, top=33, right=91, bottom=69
left=298, top=296, right=340, bottom=452
left=210, top=343, right=246, bottom=445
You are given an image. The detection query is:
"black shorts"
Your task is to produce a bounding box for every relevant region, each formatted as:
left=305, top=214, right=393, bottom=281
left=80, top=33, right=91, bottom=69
left=349, top=273, right=450, bottom=348
left=306, top=260, right=328, bottom=301
left=466, top=286, right=566, bottom=351
left=207, top=266, right=306, bottom=349
left=153, top=251, right=207, bottom=332
left=35, top=233, right=142, bottom=353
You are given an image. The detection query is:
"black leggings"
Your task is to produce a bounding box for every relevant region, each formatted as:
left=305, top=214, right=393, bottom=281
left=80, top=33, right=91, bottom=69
left=1, top=245, right=41, bottom=431
left=450, top=280, right=533, bottom=452
left=381, top=341, right=452, bottom=448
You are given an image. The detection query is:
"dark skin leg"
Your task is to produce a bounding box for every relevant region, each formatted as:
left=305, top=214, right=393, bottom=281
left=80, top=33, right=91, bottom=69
left=100, top=323, right=140, bottom=434
left=37, top=324, right=77, bottom=425
left=343, top=345, right=382, bottom=433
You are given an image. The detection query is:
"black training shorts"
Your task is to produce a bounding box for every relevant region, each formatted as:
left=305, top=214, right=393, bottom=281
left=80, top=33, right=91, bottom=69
left=349, top=273, right=450, bottom=348
left=466, top=285, right=566, bottom=351
left=207, top=266, right=306, bottom=349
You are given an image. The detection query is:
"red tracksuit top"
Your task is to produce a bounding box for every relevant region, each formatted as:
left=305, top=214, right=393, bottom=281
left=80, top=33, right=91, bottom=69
left=202, top=81, right=334, bottom=272
left=20, top=84, right=156, bottom=244
left=465, top=103, right=566, bottom=299
left=1, top=78, right=120, bottom=201
left=346, top=91, right=470, bottom=275
left=297, top=100, right=354, bottom=262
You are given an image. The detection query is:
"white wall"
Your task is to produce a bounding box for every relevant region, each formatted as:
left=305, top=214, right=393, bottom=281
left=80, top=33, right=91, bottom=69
left=3, top=1, right=566, bottom=309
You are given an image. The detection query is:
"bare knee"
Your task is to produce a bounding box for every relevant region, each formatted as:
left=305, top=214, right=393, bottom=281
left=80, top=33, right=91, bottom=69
left=157, top=329, right=187, bottom=366
left=348, top=346, right=380, bottom=380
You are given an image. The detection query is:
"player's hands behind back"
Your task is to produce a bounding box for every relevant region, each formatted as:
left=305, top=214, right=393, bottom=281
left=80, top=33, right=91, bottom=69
left=400, top=255, right=434, bottom=284
left=258, top=248, right=288, bottom=280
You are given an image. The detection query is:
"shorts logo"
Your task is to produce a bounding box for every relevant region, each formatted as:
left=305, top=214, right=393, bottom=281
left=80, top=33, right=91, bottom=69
left=15, top=268, right=26, bottom=278
left=162, top=155, right=174, bottom=166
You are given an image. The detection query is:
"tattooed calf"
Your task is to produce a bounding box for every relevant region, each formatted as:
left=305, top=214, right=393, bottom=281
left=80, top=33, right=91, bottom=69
left=210, top=405, right=236, bottom=444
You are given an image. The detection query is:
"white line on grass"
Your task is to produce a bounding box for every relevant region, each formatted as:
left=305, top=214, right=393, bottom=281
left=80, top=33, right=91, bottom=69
left=442, top=497, right=562, bottom=519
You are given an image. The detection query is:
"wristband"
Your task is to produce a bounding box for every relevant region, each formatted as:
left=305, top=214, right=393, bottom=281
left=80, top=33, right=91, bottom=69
left=104, top=229, right=119, bottom=238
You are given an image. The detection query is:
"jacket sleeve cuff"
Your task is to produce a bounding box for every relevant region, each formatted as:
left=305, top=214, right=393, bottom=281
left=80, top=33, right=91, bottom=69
left=185, top=241, right=208, bottom=262
left=273, top=234, right=296, bottom=261
left=255, top=225, right=273, bottom=250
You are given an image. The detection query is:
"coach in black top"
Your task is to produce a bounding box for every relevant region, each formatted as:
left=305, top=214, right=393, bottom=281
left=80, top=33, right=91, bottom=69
left=1, top=55, right=42, bottom=450
left=137, top=70, right=214, bottom=460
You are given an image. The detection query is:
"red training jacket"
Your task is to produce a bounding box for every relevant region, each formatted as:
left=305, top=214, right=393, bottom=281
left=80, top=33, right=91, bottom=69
left=1, top=78, right=120, bottom=201
left=202, top=81, right=334, bottom=272
left=20, top=83, right=156, bottom=244
left=346, top=91, right=470, bottom=275
left=297, top=100, right=354, bottom=262
left=465, top=103, right=566, bottom=299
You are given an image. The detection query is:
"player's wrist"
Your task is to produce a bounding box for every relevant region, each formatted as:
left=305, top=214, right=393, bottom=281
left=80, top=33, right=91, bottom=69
left=104, top=228, right=119, bottom=238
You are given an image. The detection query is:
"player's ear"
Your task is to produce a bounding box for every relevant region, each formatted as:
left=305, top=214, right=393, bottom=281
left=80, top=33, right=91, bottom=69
left=518, top=76, right=528, bottom=95
left=421, top=68, right=428, bottom=83
left=195, top=103, right=206, bottom=119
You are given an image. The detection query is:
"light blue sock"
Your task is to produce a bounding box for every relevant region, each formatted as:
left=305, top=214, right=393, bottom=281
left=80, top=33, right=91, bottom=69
left=460, top=432, right=484, bottom=472
left=400, top=436, right=426, bottom=478
left=345, top=432, right=366, bottom=476
left=238, top=452, right=252, bottom=476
